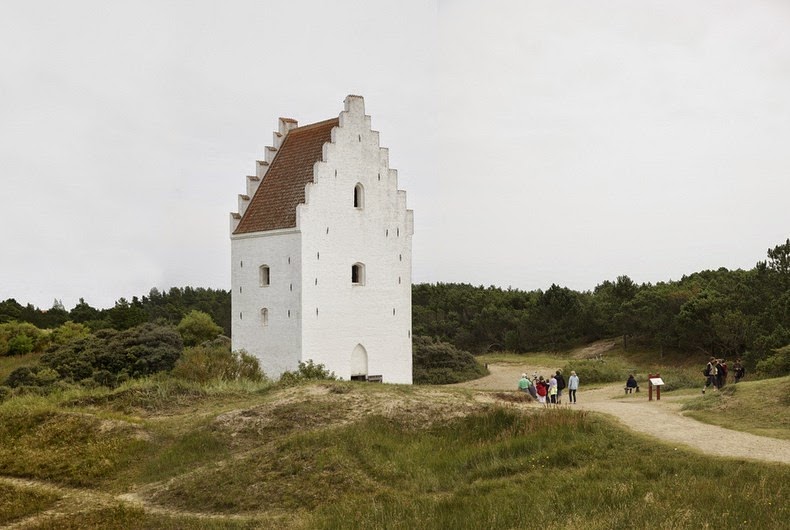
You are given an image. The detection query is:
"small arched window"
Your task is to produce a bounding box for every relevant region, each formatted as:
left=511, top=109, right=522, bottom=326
left=353, top=183, right=364, bottom=209
left=260, top=308, right=269, bottom=327
left=352, top=263, right=365, bottom=286
left=259, top=265, right=270, bottom=287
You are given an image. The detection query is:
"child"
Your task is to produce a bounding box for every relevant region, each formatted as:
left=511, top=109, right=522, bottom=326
left=536, top=376, right=548, bottom=406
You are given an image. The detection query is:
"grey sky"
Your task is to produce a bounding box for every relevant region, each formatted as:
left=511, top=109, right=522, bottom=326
left=1, top=0, right=788, bottom=310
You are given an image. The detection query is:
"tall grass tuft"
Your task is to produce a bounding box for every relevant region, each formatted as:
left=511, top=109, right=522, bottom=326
left=0, top=482, right=60, bottom=525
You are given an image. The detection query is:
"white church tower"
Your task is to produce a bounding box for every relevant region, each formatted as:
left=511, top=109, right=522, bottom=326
left=230, top=95, right=413, bottom=384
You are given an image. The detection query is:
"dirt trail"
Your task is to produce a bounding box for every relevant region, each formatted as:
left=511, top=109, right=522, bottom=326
left=456, top=362, right=790, bottom=465
left=0, top=476, right=255, bottom=529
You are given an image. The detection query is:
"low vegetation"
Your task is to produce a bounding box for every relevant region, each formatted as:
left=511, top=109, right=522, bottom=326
left=0, top=376, right=787, bottom=528
left=172, top=338, right=263, bottom=383
left=278, top=360, right=338, bottom=386
left=561, top=358, right=628, bottom=384
left=0, top=242, right=787, bottom=526
left=413, top=239, right=790, bottom=373
left=682, top=376, right=790, bottom=440
left=0, top=481, right=60, bottom=526
left=412, top=335, right=488, bottom=384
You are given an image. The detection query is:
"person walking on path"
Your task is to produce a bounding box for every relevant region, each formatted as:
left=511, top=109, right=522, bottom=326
left=568, top=370, right=579, bottom=404
left=734, top=359, right=746, bottom=383
left=555, top=370, right=566, bottom=404
left=717, top=359, right=728, bottom=388
left=703, top=357, right=718, bottom=394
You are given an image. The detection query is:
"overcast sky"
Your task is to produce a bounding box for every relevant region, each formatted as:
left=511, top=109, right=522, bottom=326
left=2, top=0, right=789, bottom=310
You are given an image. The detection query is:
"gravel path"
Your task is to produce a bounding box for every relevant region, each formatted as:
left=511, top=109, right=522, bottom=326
left=456, top=362, right=790, bottom=465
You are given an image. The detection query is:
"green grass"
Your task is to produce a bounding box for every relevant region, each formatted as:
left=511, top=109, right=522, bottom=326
left=0, top=481, right=60, bottom=525
left=150, top=405, right=789, bottom=529
left=561, top=358, right=629, bottom=384
left=303, top=409, right=788, bottom=529
left=0, top=351, right=42, bottom=383
left=131, top=424, right=231, bottom=485
left=27, top=504, right=263, bottom=529
left=0, top=407, right=150, bottom=487
left=477, top=351, right=564, bottom=366
left=682, top=376, right=790, bottom=440
left=63, top=376, right=276, bottom=416
left=0, top=376, right=787, bottom=528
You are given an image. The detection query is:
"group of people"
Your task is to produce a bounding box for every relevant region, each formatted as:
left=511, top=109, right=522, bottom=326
left=518, top=369, right=579, bottom=406
left=703, top=357, right=745, bottom=393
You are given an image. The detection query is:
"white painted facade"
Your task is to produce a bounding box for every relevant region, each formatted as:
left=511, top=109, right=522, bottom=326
left=230, top=96, right=413, bottom=384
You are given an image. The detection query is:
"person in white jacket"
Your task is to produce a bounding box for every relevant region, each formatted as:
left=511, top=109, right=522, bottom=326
left=567, top=370, right=580, bottom=404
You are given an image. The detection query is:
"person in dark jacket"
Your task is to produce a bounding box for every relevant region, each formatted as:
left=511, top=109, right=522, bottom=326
left=717, top=359, right=727, bottom=387
left=625, top=374, right=639, bottom=394
left=555, top=370, right=566, bottom=404
left=733, top=359, right=745, bottom=383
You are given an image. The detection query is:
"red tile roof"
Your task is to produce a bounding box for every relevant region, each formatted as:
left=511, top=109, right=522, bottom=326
left=233, top=118, right=338, bottom=234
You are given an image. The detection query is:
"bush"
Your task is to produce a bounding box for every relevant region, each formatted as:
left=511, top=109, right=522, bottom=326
left=7, top=334, right=34, bottom=355
left=177, top=310, right=223, bottom=347
left=0, top=321, right=49, bottom=355
left=279, top=360, right=337, bottom=386
left=756, top=345, right=790, bottom=377
left=412, top=335, right=488, bottom=385
left=41, top=322, right=183, bottom=387
left=5, top=366, right=38, bottom=387
left=172, top=339, right=264, bottom=383
left=50, top=321, right=91, bottom=346
left=4, top=365, right=60, bottom=389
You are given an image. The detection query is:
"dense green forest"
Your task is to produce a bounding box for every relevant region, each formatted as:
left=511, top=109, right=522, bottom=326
left=0, top=287, right=230, bottom=337
left=414, top=268, right=787, bottom=358
left=414, top=239, right=790, bottom=371
left=2, top=239, right=788, bottom=374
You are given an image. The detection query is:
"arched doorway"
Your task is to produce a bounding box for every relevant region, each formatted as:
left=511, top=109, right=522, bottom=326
left=350, top=344, right=368, bottom=381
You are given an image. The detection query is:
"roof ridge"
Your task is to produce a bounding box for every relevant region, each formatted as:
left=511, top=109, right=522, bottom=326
left=291, top=117, right=338, bottom=132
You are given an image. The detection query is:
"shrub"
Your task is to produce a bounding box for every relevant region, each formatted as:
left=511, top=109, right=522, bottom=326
left=756, top=344, right=790, bottom=377
left=0, top=321, right=49, bottom=355
left=279, top=360, right=337, bottom=386
left=172, top=339, right=264, bottom=383
left=4, top=365, right=60, bottom=389
left=7, top=334, right=34, bottom=355
left=412, top=335, right=488, bottom=385
left=5, top=367, right=38, bottom=387
left=49, top=321, right=91, bottom=346
left=41, top=322, right=183, bottom=386
left=176, top=310, right=223, bottom=347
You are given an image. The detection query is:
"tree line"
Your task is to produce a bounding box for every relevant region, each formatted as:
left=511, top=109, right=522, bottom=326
left=413, top=239, right=790, bottom=370
left=0, top=286, right=230, bottom=339
left=2, top=239, right=789, bottom=373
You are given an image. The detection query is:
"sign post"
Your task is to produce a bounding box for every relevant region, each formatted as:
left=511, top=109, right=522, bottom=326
left=648, top=374, right=665, bottom=401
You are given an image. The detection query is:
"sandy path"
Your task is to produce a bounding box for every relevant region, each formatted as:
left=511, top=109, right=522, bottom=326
left=455, top=362, right=790, bottom=465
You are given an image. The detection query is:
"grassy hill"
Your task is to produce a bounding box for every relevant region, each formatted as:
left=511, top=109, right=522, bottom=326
left=1, top=374, right=788, bottom=529
left=682, top=375, right=790, bottom=440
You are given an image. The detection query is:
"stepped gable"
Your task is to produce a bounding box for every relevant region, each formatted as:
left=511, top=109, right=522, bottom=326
left=234, top=117, right=338, bottom=234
